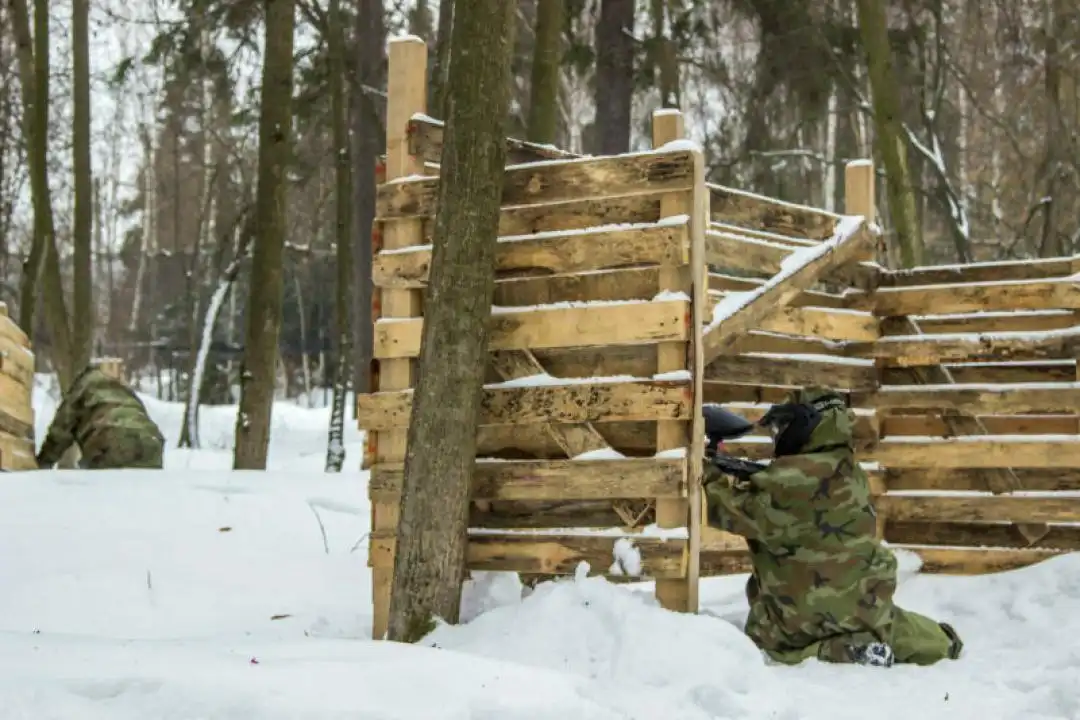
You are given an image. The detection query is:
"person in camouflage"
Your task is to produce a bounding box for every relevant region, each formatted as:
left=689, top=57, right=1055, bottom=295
left=36, top=365, right=165, bottom=470
left=703, top=386, right=962, bottom=668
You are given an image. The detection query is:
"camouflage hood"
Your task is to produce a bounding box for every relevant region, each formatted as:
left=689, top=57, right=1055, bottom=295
left=761, top=385, right=854, bottom=456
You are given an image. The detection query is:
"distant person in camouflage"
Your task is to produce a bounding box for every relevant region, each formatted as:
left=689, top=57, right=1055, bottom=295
left=704, top=386, right=962, bottom=668
left=36, top=365, right=165, bottom=470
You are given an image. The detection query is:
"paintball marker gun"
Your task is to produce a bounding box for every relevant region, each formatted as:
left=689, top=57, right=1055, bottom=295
left=703, top=404, right=768, bottom=482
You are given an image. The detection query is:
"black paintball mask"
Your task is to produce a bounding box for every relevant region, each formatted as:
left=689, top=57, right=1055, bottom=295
left=757, top=391, right=847, bottom=458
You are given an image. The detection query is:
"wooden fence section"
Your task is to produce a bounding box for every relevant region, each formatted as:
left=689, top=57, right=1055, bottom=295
left=0, top=303, right=35, bottom=470
left=360, top=36, right=716, bottom=639
left=363, top=34, right=1080, bottom=639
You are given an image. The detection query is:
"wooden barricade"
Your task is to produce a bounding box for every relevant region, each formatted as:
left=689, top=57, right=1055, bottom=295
left=0, top=303, right=36, bottom=470
left=362, top=34, right=1080, bottom=639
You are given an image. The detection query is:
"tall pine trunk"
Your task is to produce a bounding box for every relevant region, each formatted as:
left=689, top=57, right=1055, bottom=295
left=386, top=0, right=516, bottom=642
left=233, top=0, right=295, bottom=470
left=526, top=0, right=563, bottom=144
left=10, top=0, right=74, bottom=388
left=430, top=0, right=454, bottom=118
left=854, top=0, right=923, bottom=268
left=593, top=0, right=634, bottom=154
left=352, top=0, right=385, bottom=402
left=72, top=0, right=93, bottom=372
left=325, top=0, right=352, bottom=472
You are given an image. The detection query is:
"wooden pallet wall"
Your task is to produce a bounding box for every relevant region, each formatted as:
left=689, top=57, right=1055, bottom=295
left=0, top=303, right=35, bottom=470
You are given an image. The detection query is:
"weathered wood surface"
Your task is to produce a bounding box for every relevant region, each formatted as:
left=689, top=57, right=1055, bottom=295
left=853, top=328, right=1080, bottom=367
left=374, top=219, right=689, bottom=288
left=704, top=354, right=876, bottom=391
left=369, top=457, right=685, bottom=501
left=705, top=298, right=878, bottom=343
left=708, top=273, right=854, bottom=309
left=886, top=311, right=1074, bottom=335
left=701, top=220, right=874, bottom=364
left=708, top=183, right=841, bottom=241
left=861, top=384, right=1080, bottom=414
left=874, top=280, right=1080, bottom=316
left=886, top=521, right=1080, bottom=550
left=879, top=256, right=1075, bottom=287
left=376, top=149, right=696, bottom=219
left=705, top=230, right=790, bottom=275
left=357, top=379, right=693, bottom=429
left=878, top=467, right=1080, bottom=493
left=374, top=300, right=690, bottom=358
left=370, top=531, right=687, bottom=578
left=878, top=495, right=1080, bottom=524
left=407, top=114, right=579, bottom=165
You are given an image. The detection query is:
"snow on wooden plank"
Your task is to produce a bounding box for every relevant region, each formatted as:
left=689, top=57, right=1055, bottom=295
left=356, top=378, right=693, bottom=430
left=709, top=221, right=819, bottom=248
left=891, top=310, right=1075, bottom=335
left=878, top=468, right=1080, bottom=493
left=373, top=219, right=689, bottom=289
left=707, top=273, right=855, bottom=309
left=704, top=229, right=792, bottom=275
left=701, top=215, right=873, bottom=365
left=368, top=457, right=685, bottom=502
left=853, top=326, right=1080, bottom=367
left=881, top=361, right=1076, bottom=385
left=880, top=256, right=1076, bottom=287
left=860, top=383, right=1080, bottom=414
left=406, top=113, right=582, bottom=165
left=376, top=148, right=696, bottom=219
left=708, top=183, right=842, bottom=241
left=874, top=278, right=1080, bottom=316
left=374, top=299, right=690, bottom=359
left=877, top=495, right=1080, bottom=524
left=881, top=414, right=1079, bottom=438
left=369, top=531, right=687, bottom=578
left=704, top=296, right=879, bottom=343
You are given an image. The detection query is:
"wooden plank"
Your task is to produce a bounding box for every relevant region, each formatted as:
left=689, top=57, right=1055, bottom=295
left=704, top=230, right=790, bottom=275
left=871, top=439, right=1080, bottom=468
left=475, top=421, right=657, bottom=458
left=0, top=373, right=34, bottom=427
left=357, top=379, right=693, bottom=430
left=488, top=350, right=609, bottom=458
left=892, top=311, right=1075, bottom=335
left=877, top=495, right=1080, bottom=524
left=860, top=384, right=1080, bottom=414
left=407, top=113, right=580, bottom=165
left=874, top=280, right=1080, bottom=316
left=886, top=521, right=1080, bottom=550
left=495, top=268, right=664, bottom=306
left=0, top=431, right=36, bottom=470
left=732, top=304, right=878, bottom=343
left=701, top=218, right=874, bottom=364
left=880, top=257, right=1075, bottom=287
left=369, top=458, right=685, bottom=501
left=730, top=331, right=849, bottom=357
left=881, top=414, right=1079, bottom=437
left=468, top=500, right=650, bottom=530
left=488, top=195, right=661, bottom=240
left=374, top=300, right=690, bottom=359
left=532, top=346, right=656, bottom=378
left=709, top=222, right=818, bottom=248
left=0, top=337, right=34, bottom=387
left=708, top=183, right=841, bottom=241
left=881, top=467, right=1080, bottom=493
left=377, top=149, right=696, bottom=219
left=708, top=273, right=852, bottom=309
left=369, top=532, right=687, bottom=578
left=373, top=220, right=689, bottom=289
left=704, top=354, right=876, bottom=391
left=854, top=328, right=1080, bottom=367
left=881, top=362, right=1074, bottom=385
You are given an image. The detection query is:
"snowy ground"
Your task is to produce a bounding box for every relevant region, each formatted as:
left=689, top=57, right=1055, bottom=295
left=2, top=376, right=1078, bottom=718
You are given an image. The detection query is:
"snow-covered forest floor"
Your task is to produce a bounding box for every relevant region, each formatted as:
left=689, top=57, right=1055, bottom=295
left=1, top=375, right=1077, bottom=718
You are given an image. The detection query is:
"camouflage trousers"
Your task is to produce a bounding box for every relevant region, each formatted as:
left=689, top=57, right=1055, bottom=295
left=757, top=607, right=962, bottom=666
left=79, top=430, right=164, bottom=470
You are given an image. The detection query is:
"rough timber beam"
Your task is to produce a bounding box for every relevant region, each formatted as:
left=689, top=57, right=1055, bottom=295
left=700, top=218, right=874, bottom=365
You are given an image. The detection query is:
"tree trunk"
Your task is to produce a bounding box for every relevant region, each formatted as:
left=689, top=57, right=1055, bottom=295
left=232, top=0, right=295, bottom=470
left=854, top=0, right=923, bottom=268
left=9, top=0, right=75, bottom=388
left=72, top=0, right=93, bottom=373
left=326, top=0, right=353, bottom=473
left=526, top=0, right=563, bottom=145
left=352, top=0, right=385, bottom=401
left=430, top=0, right=454, bottom=119
left=1037, top=0, right=1065, bottom=258
left=386, top=0, right=516, bottom=643
left=592, top=0, right=634, bottom=154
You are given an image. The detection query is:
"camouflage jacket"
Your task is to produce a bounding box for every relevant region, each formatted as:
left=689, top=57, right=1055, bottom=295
left=704, top=390, right=897, bottom=658
left=37, top=368, right=164, bottom=466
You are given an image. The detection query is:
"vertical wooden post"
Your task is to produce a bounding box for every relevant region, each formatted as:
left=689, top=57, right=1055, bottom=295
left=367, top=36, right=427, bottom=640
left=651, top=108, right=698, bottom=612
left=846, top=159, right=886, bottom=539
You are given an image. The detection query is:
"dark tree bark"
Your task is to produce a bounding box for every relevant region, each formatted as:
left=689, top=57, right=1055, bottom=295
left=526, top=0, right=563, bottom=144
left=71, top=0, right=93, bottom=373
left=325, top=0, right=352, bottom=472
left=429, top=0, right=454, bottom=119
left=593, top=0, right=635, bottom=155
left=386, top=0, right=516, bottom=643
left=233, top=0, right=295, bottom=470
left=352, top=0, right=385, bottom=400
